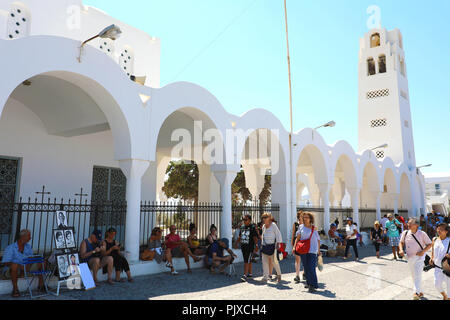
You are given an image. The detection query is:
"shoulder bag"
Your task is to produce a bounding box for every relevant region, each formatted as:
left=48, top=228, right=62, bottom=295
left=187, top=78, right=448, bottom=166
left=409, top=231, right=431, bottom=269
left=295, top=226, right=315, bottom=255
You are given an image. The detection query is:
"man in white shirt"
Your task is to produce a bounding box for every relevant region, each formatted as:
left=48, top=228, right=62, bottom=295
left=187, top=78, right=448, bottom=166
left=344, top=217, right=359, bottom=261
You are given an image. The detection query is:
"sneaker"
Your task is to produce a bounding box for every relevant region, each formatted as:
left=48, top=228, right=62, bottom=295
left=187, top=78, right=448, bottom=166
left=166, top=262, right=173, bottom=269
left=413, top=293, right=420, bottom=300
left=240, top=275, right=248, bottom=282
left=247, top=274, right=253, bottom=278
left=302, top=273, right=307, bottom=281
left=171, top=270, right=179, bottom=275
left=294, top=275, right=300, bottom=283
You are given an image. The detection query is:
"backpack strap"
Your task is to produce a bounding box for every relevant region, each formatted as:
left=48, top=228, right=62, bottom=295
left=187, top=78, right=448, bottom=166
left=409, top=231, right=424, bottom=251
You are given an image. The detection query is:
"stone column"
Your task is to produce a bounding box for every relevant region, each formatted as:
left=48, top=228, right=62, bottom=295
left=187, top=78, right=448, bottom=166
left=391, top=193, right=399, bottom=215
left=373, top=191, right=382, bottom=222
left=119, top=159, right=150, bottom=263
left=348, top=188, right=360, bottom=231
left=318, top=183, right=331, bottom=233
left=213, top=169, right=238, bottom=244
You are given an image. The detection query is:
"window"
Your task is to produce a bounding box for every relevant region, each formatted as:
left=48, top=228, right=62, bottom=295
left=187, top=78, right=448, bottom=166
left=0, top=157, right=20, bottom=235
left=378, top=54, right=386, bottom=73
left=399, top=56, right=406, bottom=76
left=6, top=3, right=30, bottom=40
left=370, top=119, right=387, bottom=128
left=367, top=89, right=389, bottom=99
left=367, top=57, right=376, bottom=76
left=119, top=46, right=135, bottom=77
left=376, top=151, right=385, bottom=159
left=98, top=38, right=115, bottom=57
left=370, top=33, right=381, bottom=48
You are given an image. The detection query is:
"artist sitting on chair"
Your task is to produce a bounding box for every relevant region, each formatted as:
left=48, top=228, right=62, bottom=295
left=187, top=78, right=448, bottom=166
left=208, top=238, right=237, bottom=274
left=1, top=229, right=45, bottom=298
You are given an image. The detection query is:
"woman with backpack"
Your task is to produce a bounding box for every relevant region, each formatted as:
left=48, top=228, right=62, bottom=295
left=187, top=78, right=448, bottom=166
left=293, top=211, right=321, bottom=293
left=260, top=213, right=283, bottom=284
left=291, top=210, right=306, bottom=284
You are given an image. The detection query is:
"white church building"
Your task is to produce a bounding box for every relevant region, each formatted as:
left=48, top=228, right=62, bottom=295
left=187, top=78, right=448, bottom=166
left=0, top=0, right=426, bottom=268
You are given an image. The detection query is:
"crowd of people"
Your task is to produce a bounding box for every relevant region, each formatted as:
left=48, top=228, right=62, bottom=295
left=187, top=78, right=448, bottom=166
left=1, top=210, right=448, bottom=300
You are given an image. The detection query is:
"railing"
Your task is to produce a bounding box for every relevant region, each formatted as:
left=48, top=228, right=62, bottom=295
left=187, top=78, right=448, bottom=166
left=232, top=201, right=280, bottom=230
left=296, top=206, right=408, bottom=230
left=140, top=201, right=222, bottom=247
left=0, top=198, right=127, bottom=257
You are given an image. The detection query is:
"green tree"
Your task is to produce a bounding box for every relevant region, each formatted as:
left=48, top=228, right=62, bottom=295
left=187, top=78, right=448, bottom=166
left=162, top=160, right=199, bottom=205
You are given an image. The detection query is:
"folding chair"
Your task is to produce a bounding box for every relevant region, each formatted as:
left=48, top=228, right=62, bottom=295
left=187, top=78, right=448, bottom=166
left=23, top=256, right=52, bottom=299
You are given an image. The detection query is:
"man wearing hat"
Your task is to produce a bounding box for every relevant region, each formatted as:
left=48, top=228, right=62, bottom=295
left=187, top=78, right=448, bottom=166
left=79, top=229, right=114, bottom=285
left=208, top=238, right=237, bottom=274
left=344, top=217, right=359, bottom=261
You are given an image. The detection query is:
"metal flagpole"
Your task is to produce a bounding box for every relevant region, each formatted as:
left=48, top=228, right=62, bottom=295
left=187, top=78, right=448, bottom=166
left=283, top=0, right=295, bottom=248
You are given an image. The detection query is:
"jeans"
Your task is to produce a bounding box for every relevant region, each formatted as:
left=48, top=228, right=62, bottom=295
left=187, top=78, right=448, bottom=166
left=345, top=239, right=359, bottom=258
left=300, top=253, right=318, bottom=288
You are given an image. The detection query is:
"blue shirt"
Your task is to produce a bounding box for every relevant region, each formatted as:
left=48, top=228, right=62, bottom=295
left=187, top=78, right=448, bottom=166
left=1, top=242, right=34, bottom=265
left=208, top=242, right=224, bottom=258
left=386, top=219, right=400, bottom=238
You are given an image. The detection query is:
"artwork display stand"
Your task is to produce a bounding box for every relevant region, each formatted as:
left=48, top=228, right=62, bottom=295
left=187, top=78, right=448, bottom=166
left=51, top=211, right=89, bottom=296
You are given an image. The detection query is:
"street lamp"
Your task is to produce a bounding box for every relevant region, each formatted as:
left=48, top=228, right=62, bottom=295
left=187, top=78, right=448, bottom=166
left=417, top=164, right=432, bottom=169
left=416, top=164, right=432, bottom=175
left=77, top=24, right=122, bottom=63
left=370, top=143, right=388, bottom=151
left=314, top=121, right=336, bottom=130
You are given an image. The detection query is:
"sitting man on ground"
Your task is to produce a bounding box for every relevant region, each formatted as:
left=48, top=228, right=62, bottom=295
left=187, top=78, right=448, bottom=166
left=79, top=229, right=114, bottom=285
left=208, top=238, right=237, bottom=274
left=1, top=229, right=45, bottom=297
left=165, top=225, right=202, bottom=273
left=328, top=223, right=344, bottom=246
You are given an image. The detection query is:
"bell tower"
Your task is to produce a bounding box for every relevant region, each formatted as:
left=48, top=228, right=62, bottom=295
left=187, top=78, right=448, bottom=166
left=358, top=28, right=416, bottom=169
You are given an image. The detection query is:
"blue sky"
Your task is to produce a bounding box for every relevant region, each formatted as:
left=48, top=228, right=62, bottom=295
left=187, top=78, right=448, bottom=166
left=85, top=0, right=450, bottom=173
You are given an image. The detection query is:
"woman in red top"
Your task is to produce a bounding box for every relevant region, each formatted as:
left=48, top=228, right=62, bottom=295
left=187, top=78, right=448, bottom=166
left=165, top=225, right=202, bottom=273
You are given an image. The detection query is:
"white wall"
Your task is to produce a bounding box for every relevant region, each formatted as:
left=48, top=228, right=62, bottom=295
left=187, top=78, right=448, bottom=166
left=0, top=98, right=119, bottom=200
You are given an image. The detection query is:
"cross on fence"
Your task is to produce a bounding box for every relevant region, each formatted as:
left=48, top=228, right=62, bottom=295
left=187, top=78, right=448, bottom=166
left=75, top=187, right=88, bottom=203
left=35, top=185, right=51, bottom=202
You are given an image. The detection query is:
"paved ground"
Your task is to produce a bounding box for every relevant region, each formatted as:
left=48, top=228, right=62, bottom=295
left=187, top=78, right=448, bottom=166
left=0, top=244, right=445, bottom=300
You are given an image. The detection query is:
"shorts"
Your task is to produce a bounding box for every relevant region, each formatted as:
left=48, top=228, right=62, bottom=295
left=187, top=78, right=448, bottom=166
left=241, top=245, right=255, bottom=263
left=171, top=246, right=184, bottom=258
left=389, top=236, right=400, bottom=247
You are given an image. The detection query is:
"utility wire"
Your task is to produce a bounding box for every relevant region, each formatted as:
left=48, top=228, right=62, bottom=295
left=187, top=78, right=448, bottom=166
left=170, top=0, right=260, bottom=82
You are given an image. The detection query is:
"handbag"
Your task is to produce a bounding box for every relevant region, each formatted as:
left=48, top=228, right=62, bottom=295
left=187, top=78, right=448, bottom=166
left=140, top=249, right=156, bottom=261
left=260, top=226, right=277, bottom=256
left=295, top=226, right=315, bottom=255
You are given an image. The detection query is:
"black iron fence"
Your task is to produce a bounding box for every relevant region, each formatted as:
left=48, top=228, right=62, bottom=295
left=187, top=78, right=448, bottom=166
left=140, top=201, right=222, bottom=247
left=232, top=202, right=280, bottom=230
left=297, top=206, right=408, bottom=230
left=0, top=198, right=126, bottom=257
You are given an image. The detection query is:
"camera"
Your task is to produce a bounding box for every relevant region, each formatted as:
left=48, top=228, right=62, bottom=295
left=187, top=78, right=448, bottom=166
left=423, top=264, right=435, bottom=272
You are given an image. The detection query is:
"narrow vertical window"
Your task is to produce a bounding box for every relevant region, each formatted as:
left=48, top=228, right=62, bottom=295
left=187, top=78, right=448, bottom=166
left=378, top=54, right=386, bottom=73
left=367, top=57, right=376, bottom=76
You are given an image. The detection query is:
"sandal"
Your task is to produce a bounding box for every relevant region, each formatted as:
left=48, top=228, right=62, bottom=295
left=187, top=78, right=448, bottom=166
left=128, top=278, right=134, bottom=283
left=11, top=289, right=20, bottom=298
left=107, top=279, right=114, bottom=285
left=114, top=279, right=126, bottom=283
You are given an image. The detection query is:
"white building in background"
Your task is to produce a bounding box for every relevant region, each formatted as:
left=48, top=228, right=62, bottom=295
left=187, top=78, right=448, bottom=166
left=0, top=0, right=427, bottom=264
left=424, top=173, right=450, bottom=216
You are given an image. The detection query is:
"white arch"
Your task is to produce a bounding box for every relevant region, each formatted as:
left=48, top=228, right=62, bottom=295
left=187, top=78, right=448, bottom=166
left=149, top=82, right=232, bottom=162
left=329, top=140, right=359, bottom=189
left=0, top=35, right=147, bottom=160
